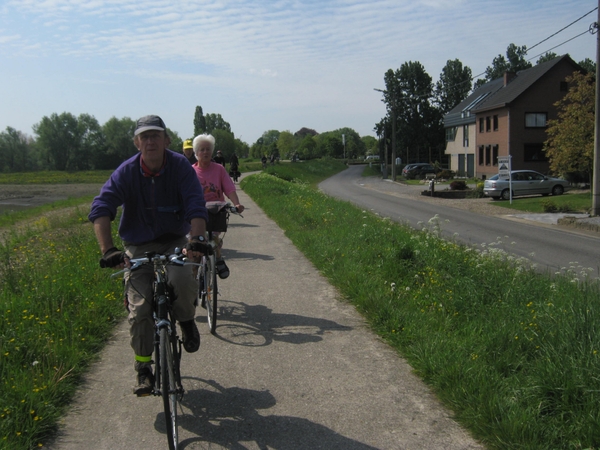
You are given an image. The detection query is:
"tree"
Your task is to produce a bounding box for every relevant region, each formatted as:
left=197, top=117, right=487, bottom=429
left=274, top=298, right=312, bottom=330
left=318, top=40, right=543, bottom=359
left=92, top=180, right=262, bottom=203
left=435, top=59, right=473, bottom=115
left=260, top=130, right=281, bottom=146
left=294, top=127, right=318, bottom=139
left=211, top=129, right=236, bottom=160
left=383, top=61, right=442, bottom=164
left=72, top=114, right=105, bottom=170
left=277, top=131, right=296, bottom=159
left=204, top=113, right=231, bottom=134
left=475, top=43, right=533, bottom=88
left=316, top=128, right=365, bottom=159
left=0, top=127, right=34, bottom=172
left=33, top=112, right=81, bottom=170
left=193, top=106, right=206, bottom=136
left=101, top=117, right=137, bottom=169
left=234, top=138, right=250, bottom=158
left=315, top=133, right=343, bottom=158
left=361, top=135, right=378, bottom=156
left=536, top=52, right=558, bottom=65
left=544, top=71, right=594, bottom=180
left=297, top=135, right=317, bottom=160
left=167, top=128, right=182, bottom=154
left=578, top=58, right=596, bottom=74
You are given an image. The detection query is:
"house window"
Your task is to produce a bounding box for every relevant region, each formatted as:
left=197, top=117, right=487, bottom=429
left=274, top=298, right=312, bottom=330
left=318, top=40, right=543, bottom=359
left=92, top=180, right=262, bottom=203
left=492, top=145, right=499, bottom=166
left=446, top=127, right=457, bottom=142
left=485, top=145, right=491, bottom=166
left=560, top=81, right=568, bottom=92
left=486, top=116, right=491, bottom=132
left=523, top=143, right=548, bottom=161
left=479, top=118, right=484, bottom=133
left=525, top=113, right=547, bottom=128
left=478, top=145, right=484, bottom=165
left=493, top=115, right=498, bottom=131
left=463, top=125, right=469, bottom=147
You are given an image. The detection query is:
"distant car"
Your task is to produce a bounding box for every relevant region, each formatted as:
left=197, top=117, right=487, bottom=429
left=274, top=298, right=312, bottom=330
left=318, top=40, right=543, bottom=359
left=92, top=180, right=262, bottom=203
left=483, top=170, right=570, bottom=200
left=402, top=163, right=436, bottom=179
left=365, top=155, right=380, bottom=161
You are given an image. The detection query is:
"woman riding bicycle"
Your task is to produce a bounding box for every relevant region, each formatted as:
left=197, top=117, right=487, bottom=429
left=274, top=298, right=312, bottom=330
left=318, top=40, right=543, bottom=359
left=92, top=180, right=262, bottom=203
left=192, top=134, right=245, bottom=279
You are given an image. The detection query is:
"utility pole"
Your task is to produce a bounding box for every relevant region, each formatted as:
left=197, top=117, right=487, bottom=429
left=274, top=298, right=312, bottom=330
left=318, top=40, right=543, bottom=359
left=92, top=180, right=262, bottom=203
left=593, top=1, right=600, bottom=216
left=391, top=106, right=397, bottom=181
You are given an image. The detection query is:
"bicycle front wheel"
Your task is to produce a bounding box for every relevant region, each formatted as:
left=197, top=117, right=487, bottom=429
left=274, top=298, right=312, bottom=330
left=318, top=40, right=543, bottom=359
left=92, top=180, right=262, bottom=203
left=160, top=327, right=179, bottom=450
left=205, top=254, right=218, bottom=334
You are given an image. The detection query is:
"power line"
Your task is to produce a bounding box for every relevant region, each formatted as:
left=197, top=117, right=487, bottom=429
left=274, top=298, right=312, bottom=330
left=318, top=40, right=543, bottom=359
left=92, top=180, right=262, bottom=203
left=376, top=7, right=598, bottom=103
left=527, top=7, right=598, bottom=52
left=527, top=29, right=592, bottom=63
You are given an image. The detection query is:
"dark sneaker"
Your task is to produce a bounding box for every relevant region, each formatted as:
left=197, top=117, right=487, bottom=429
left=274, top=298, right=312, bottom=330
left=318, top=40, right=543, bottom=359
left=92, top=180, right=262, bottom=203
left=180, top=320, right=200, bottom=353
left=133, top=367, right=154, bottom=396
left=215, top=259, right=230, bottom=279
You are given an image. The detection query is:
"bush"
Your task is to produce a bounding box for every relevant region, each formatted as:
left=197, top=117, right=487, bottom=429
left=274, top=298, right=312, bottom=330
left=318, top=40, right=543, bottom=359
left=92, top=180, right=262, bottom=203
left=449, top=180, right=467, bottom=190
left=437, top=169, right=454, bottom=179
left=469, top=182, right=485, bottom=198
left=542, top=200, right=575, bottom=213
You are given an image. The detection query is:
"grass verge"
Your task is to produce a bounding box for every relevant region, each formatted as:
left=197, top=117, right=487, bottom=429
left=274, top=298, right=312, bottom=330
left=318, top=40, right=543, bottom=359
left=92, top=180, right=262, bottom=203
left=241, top=163, right=600, bottom=450
left=490, top=192, right=591, bottom=214
left=0, top=203, right=125, bottom=449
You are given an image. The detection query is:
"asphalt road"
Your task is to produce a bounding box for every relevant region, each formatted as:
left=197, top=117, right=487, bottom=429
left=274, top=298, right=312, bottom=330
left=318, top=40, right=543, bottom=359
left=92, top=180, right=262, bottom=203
left=47, top=181, right=483, bottom=449
left=319, top=165, right=600, bottom=279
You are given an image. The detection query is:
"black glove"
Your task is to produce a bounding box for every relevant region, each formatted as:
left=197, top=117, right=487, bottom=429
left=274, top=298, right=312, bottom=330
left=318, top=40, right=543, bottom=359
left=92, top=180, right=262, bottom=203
left=99, top=247, right=126, bottom=268
left=185, top=238, right=209, bottom=255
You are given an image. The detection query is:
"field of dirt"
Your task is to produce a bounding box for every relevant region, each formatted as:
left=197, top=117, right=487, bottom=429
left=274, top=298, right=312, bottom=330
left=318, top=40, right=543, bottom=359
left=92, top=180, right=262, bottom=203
left=0, top=184, right=103, bottom=213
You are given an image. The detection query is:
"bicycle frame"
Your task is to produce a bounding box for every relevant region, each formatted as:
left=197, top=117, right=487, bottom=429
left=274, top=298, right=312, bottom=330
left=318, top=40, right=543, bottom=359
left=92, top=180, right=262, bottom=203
left=113, top=251, right=199, bottom=450
left=151, top=257, right=184, bottom=400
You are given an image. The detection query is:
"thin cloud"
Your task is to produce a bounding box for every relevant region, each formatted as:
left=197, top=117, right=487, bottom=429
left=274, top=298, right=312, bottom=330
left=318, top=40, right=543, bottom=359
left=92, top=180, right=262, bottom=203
left=0, top=0, right=596, bottom=143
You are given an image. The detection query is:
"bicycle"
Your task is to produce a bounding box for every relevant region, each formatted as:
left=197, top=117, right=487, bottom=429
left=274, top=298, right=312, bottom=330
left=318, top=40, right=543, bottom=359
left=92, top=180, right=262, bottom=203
left=229, top=165, right=240, bottom=183
left=113, top=251, right=199, bottom=450
left=199, top=201, right=243, bottom=334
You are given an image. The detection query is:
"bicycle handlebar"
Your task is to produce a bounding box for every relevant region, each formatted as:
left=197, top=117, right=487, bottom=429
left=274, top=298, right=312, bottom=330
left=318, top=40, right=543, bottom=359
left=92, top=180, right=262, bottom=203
left=110, top=251, right=201, bottom=278
left=225, top=204, right=243, bottom=218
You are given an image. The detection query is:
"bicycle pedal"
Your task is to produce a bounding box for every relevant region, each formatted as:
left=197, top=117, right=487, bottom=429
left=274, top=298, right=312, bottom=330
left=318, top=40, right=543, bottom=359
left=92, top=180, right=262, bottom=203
left=136, top=392, right=152, bottom=397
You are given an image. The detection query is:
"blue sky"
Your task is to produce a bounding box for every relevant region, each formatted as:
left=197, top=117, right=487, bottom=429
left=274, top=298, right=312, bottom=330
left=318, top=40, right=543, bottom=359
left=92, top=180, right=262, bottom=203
left=0, top=0, right=597, bottom=145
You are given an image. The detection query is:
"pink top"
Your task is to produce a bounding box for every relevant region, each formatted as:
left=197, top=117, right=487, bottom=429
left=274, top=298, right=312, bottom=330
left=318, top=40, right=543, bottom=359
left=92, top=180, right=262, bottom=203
left=193, top=161, right=236, bottom=203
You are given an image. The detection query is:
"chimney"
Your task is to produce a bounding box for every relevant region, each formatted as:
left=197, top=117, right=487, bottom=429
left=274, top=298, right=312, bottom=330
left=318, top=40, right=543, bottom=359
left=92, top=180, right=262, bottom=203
left=504, top=71, right=517, bottom=86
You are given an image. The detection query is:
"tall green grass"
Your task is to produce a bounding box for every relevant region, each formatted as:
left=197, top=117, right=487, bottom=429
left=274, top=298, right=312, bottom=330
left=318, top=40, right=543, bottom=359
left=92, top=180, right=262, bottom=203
left=0, top=206, right=125, bottom=449
left=2, top=161, right=598, bottom=449
left=241, top=169, right=600, bottom=450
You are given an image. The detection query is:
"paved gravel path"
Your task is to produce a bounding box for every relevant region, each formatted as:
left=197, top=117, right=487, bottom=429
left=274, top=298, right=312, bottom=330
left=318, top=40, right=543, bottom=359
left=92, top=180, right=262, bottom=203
left=47, top=183, right=483, bottom=450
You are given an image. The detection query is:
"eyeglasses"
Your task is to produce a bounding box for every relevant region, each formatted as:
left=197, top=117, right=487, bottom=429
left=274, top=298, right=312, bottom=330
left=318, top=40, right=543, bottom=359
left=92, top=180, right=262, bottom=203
left=139, top=132, right=163, bottom=142
left=197, top=147, right=213, bottom=152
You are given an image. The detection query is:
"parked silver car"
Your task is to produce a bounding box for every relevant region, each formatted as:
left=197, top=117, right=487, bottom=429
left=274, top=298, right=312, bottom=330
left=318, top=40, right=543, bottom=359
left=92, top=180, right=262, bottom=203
left=483, top=170, right=570, bottom=200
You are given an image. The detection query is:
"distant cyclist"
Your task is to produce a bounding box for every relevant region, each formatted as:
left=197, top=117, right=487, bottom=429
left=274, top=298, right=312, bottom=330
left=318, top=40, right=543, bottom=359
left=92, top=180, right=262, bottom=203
left=192, top=134, right=245, bottom=279
left=182, top=139, right=197, bottom=165
left=213, top=150, right=226, bottom=167
left=229, top=152, right=240, bottom=182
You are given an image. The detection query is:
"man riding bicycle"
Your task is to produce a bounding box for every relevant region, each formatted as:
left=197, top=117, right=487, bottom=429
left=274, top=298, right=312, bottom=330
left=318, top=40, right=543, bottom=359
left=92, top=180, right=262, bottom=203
left=89, top=115, right=209, bottom=396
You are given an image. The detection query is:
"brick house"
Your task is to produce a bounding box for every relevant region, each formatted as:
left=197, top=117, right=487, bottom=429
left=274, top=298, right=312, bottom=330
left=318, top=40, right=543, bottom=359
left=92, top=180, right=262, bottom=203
left=444, top=54, right=583, bottom=179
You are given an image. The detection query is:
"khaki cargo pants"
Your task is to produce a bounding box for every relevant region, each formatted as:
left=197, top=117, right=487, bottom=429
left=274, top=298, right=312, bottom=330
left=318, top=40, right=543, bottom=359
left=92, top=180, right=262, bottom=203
left=124, top=237, right=197, bottom=357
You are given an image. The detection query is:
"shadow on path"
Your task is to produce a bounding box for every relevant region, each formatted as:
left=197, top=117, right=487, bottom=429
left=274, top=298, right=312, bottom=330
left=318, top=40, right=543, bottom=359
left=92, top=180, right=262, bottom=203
left=154, top=378, right=378, bottom=450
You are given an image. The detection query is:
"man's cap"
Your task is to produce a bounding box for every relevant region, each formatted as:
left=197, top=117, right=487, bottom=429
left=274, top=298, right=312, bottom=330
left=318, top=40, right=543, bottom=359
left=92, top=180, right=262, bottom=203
left=183, top=139, right=193, bottom=150
left=134, top=115, right=166, bottom=137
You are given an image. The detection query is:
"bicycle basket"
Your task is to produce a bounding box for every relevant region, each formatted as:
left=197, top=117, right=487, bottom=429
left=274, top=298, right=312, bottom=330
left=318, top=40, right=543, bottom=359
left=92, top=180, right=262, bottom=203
left=206, top=201, right=228, bottom=233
